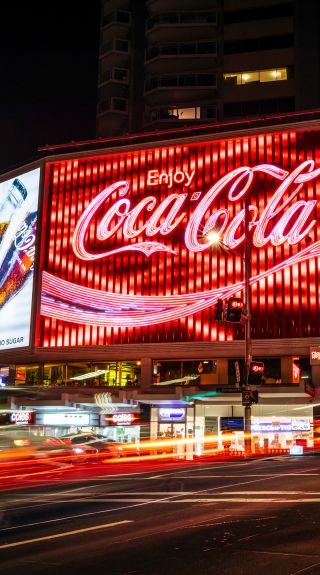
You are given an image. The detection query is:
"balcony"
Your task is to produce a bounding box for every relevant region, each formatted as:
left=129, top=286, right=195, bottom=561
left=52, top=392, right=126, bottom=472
left=145, top=41, right=218, bottom=74
left=146, top=11, right=217, bottom=42
left=144, top=73, right=217, bottom=105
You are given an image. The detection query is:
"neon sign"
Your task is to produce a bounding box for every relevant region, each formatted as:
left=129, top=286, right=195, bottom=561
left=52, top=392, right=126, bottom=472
left=110, top=413, right=136, bottom=425
left=41, top=161, right=319, bottom=326
left=39, top=129, right=320, bottom=345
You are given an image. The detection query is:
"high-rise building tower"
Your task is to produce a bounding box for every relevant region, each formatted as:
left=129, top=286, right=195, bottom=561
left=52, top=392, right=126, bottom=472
left=96, top=0, right=320, bottom=138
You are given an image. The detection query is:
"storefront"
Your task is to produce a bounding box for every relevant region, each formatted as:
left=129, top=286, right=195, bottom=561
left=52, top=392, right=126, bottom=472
left=192, top=398, right=314, bottom=455
left=34, top=409, right=100, bottom=438
left=251, top=417, right=313, bottom=453
left=98, top=411, right=141, bottom=443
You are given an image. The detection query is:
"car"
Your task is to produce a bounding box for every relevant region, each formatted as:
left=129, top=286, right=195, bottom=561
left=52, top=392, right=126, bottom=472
left=60, top=434, right=124, bottom=459
left=60, top=433, right=105, bottom=445
left=60, top=434, right=140, bottom=459
left=0, top=432, right=97, bottom=464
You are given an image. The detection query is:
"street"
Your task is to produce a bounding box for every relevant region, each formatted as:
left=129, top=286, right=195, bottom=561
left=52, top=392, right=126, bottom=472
left=0, top=454, right=320, bottom=575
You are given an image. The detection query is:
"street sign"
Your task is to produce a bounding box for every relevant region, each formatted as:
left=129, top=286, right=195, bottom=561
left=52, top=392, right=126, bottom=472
left=215, top=387, right=242, bottom=394
left=183, top=387, right=242, bottom=401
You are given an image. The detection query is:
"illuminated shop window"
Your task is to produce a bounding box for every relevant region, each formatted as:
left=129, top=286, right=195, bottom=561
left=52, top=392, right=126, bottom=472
left=228, top=358, right=281, bottom=385
left=293, top=357, right=311, bottom=383
left=153, top=359, right=216, bottom=385
left=41, top=361, right=141, bottom=388
left=0, top=367, right=9, bottom=387
left=15, top=365, right=39, bottom=386
left=224, top=68, right=287, bottom=85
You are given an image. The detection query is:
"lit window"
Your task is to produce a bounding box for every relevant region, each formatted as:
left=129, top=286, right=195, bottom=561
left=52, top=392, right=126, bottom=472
left=169, top=107, right=201, bottom=119
left=224, top=67, right=288, bottom=85
left=241, top=71, right=259, bottom=84
left=260, top=68, right=287, bottom=82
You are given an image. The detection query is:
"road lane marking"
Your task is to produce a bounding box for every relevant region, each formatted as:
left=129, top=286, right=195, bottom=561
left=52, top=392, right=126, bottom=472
left=0, top=520, right=133, bottom=550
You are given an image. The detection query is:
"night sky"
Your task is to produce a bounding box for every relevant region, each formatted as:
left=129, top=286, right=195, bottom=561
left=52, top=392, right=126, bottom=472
left=0, top=2, right=101, bottom=174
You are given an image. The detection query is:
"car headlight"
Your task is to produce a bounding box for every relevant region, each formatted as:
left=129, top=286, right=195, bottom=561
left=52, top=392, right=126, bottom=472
left=73, top=447, right=84, bottom=454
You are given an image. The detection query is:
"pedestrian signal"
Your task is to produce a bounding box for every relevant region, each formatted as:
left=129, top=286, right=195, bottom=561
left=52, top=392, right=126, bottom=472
left=225, top=297, right=244, bottom=322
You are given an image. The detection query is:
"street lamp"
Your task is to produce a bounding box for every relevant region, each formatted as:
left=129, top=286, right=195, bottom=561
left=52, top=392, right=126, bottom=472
left=208, top=197, right=252, bottom=456
left=243, top=198, right=252, bottom=456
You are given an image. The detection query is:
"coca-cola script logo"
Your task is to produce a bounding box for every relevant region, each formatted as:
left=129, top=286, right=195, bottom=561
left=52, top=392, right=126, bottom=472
left=41, top=160, right=320, bottom=327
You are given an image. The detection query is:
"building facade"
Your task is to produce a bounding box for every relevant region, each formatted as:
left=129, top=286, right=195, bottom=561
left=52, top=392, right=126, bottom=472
left=96, top=0, right=320, bottom=137
left=0, top=115, right=319, bottom=453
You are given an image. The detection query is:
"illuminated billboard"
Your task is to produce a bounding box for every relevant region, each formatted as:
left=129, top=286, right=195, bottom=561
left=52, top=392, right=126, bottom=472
left=38, top=129, right=320, bottom=346
left=0, top=168, right=40, bottom=350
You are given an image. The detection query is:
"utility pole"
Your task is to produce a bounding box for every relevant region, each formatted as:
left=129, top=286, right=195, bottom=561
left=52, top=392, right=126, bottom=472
left=244, top=197, right=252, bottom=456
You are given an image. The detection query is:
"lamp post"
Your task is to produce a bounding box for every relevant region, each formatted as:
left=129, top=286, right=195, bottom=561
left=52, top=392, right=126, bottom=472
left=243, top=198, right=252, bottom=457
left=208, top=197, right=252, bottom=456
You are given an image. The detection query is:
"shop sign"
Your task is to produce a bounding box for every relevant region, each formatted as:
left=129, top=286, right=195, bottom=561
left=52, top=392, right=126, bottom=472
left=111, top=413, right=136, bottom=425
left=252, top=419, right=310, bottom=433
left=100, top=412, right=138, bottom=426
left=0, top=411, right=34, bottom=425
left=10, top=411, right=34, bottom=424
left=42, top=413, right=90, bottom=426
left=310, top=347, right=320, bottom=364
left=158, top=408, right=186, bottom=421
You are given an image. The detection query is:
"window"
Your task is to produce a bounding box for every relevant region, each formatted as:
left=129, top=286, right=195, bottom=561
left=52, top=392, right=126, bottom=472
left=146, top=42, right=216, bottom=61
left=168, top=106, right=201, bottom=119
left=153, top=359, right=216, bottom=385
left=114, top=68, right=129, bottom=82
left=224, top=68, right=288, bottom=85
left=224, top=97, right=294, bottom=118
left=99, top=68, right=129, bottom=84
left=145, top=74, right=216, bottom=92
left=103, top=10, right=130, bottom=26
left=115, top=39, right=129, bottom=52
left=224, top=35, right=293, bottom=54
left=224, top=3, right=293, bottom=24
left=146, top=11, right=216, bottom=30
left=147, top=105, right=215, bottom=123
left=112, top=97, right=128, bottom=112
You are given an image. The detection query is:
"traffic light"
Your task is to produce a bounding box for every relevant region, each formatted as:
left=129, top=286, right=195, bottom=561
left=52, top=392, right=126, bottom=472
left=242, top=389, right=259, bottom=405
left=249, top=389, right=259, bottom=404
left=225, top=297, right=244, bottom=322
left=248, top=361, right=264, bottom=386
left=214, top=298, right=224, bottom=323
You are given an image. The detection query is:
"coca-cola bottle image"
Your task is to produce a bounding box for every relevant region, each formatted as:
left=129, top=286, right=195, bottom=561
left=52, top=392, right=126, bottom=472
left=0, top=210, right=37, bottom=309
left=0, top=178, right=27, bottom=243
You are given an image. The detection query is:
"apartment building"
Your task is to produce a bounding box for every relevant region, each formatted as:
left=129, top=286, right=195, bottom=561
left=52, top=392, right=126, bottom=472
left=96, top=0, right=320, bottom=137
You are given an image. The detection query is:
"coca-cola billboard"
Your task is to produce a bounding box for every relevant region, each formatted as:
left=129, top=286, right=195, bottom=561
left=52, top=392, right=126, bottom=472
left=0, top=168, right=40, bottom=350
left=38, top=128, right=320, bottom=346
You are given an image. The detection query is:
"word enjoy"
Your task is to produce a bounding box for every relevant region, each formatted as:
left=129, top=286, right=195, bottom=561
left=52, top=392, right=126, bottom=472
left=147, top=169, right=195, bottom=188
